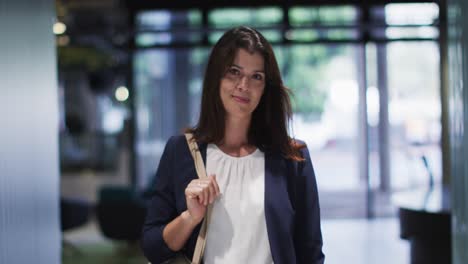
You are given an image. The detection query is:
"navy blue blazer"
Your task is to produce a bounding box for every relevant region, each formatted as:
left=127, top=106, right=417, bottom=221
left=141, top=135, right=324, bottom=264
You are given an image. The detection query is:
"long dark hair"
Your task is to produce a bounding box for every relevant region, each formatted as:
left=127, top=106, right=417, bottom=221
left=186, top=26, right=304, bottom=161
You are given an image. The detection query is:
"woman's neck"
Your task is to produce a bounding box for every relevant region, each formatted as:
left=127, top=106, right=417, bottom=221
left=220, top=115, right=251, bottom=149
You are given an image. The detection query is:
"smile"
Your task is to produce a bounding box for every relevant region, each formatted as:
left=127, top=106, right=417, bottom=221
left=232, top=95, right=250, bottom=104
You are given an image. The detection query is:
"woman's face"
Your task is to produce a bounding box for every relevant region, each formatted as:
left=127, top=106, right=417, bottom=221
left=219, top=48, right=265, bottom=120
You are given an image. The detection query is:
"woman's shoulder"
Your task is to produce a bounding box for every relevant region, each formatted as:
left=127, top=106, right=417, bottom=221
left=290, top=138, right=308, bottom=151
left=167, top=134, right=186, bottom=142
left=287, top=138, right=312, bottom=163
left=291, top=138, right=306, bottom=146
left=165, top=134, right=188, bottom=148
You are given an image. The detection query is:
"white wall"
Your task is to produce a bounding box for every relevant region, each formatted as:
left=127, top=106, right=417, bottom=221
left=0, top=0, right=61, bottom=263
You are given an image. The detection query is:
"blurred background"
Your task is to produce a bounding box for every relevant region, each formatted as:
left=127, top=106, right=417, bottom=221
left=54, top=0, right=445, bottom=263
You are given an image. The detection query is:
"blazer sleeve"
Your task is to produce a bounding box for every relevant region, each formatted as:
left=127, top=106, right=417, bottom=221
left=141, top=136, right=179, bottom=263
left=295, top=144, right=325, bottom=264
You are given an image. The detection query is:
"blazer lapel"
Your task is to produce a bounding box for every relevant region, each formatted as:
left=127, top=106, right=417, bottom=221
left=264, top=151, right=296, bottom=264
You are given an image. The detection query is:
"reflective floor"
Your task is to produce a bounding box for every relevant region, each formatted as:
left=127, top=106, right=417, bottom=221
left=63, top=217, right=409, bottom=264
left=322, top=218, right=409, bottom=264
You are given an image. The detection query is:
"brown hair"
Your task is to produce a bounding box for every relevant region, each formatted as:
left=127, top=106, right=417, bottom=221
left=186, top=26, right=304, bottom=161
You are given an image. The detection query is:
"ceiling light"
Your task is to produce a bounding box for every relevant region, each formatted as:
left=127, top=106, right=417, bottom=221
left=53, top=22, right=67, bottom=35
left=115, top=86, right=129, bottom=102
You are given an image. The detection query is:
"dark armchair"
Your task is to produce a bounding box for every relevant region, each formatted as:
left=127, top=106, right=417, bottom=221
left=61, top=197, right=91, bottom=232
left=95, top=185, right=147, bottom=242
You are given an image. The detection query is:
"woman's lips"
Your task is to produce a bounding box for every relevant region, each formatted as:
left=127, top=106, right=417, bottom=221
left=232, top=95, right=250, bottom=104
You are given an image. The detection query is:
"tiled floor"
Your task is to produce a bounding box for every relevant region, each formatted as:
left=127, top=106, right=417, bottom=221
left=61, top=158, right=409, bottom=263
left=322, top=218, right=409, bottom=264
left=64, top=217, right=409, bottom=264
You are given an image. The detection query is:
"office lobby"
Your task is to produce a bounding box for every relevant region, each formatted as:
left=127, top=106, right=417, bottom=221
left=1, top=0, right=467, bottom=263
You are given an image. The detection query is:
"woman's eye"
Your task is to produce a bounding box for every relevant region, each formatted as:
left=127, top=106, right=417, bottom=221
left=253, top=74, right=264, bottom=81
left=228, top=68, right=240, bottom=75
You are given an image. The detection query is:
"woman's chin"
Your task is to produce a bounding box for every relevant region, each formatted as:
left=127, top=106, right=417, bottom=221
left=225, top=109, right=253, bottom=119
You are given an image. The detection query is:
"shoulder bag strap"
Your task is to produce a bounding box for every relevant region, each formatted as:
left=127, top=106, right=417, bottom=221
left=184, top=133, right=213, bottom=264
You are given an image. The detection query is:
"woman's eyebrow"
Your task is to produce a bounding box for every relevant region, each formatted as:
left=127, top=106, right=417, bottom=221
left=232, top=63, right=265, bottom=73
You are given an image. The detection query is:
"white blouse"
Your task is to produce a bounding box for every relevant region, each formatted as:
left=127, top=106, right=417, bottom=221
left=203, top=144, right=273, bottom=264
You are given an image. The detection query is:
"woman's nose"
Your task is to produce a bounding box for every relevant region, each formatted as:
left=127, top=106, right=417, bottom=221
left=236, top=75, right=249, bottom=90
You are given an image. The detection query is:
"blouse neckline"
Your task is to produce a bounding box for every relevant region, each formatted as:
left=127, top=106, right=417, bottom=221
left=209, top=143, right=261, bottom=160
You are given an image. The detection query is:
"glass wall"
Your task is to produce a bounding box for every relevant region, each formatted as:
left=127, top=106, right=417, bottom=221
left=133, top=3, right=442, bottom=219
left=279, top=44, right=366, bottom=217
left=386, top=42, right=441, bottom=190
left=134, top=48, right=209, bottom=188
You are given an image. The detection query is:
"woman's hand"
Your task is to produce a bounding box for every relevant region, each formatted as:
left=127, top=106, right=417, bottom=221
left=184, top=174, right=221, bottom=224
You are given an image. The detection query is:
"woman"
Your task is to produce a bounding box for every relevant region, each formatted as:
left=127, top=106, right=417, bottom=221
left=141, top=26, right=325, bottom=264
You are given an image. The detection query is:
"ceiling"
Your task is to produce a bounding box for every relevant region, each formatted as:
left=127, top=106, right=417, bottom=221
left=55, top=0, right=441, bottom=72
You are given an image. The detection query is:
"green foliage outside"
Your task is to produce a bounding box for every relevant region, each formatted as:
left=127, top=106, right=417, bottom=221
left=198, top=6, right=356, bottom=116
left=58, top=46, right=114, bottom=71
left=134, top=6, right=363, bottom=120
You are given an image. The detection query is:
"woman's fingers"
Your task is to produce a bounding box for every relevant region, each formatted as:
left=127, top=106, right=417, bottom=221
left=193, top=180, right=206, bottom=205
left=186, top=182, right=203, bottom=204
left=201, top=182, right=208, bottom=205
left=196, top=181, right=207, bottom=205
left=208, top=180, right=216, bottom=204
left=208, top=175, right=220, bottom=203
left=211, top=175, right=221, bottom=197
left=186, top=177, right=221, bottom=206
left=185, top=185, right=200, bottom=201
left=205, top=176, right=220, bottom=204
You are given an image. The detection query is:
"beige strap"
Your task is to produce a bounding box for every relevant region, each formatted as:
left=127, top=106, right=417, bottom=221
left=185, top=133, right=213, bottom=264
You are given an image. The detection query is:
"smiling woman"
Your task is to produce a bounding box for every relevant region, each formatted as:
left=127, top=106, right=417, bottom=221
left=220, top=49, right=265, bottom=119
left=141, top=26, right=325, bottom=264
